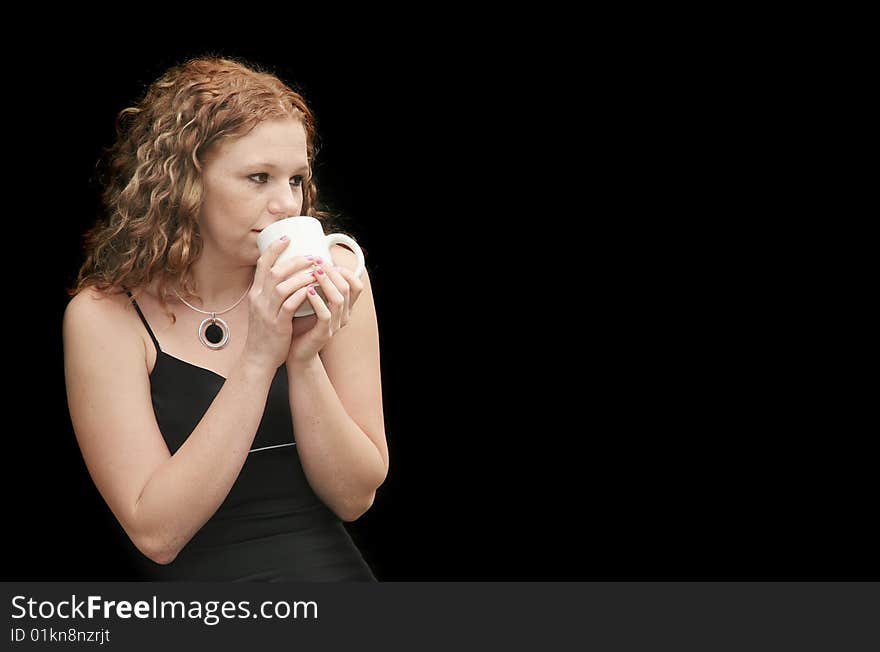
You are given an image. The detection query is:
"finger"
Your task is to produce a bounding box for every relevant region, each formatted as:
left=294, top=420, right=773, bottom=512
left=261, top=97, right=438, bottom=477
left=273, top=268, right=322, bottom=318
left=313, top=265, right=345, bottom=306
left=333, top=265, right=364, bottom=301
left=312, top=266, right=345, bottom=330
left=279, top=285, right=311, bottom=319
left=305, top=284, right=333, bottom=328
left=264, top=255, right=318, bottom=315
left=332, top=265, right=364, bottom=324
left=255, top=236, right=291, bottom=290
left=324, top=265, right=352, bottom=321
left=272, top=254, right=320, bottom=281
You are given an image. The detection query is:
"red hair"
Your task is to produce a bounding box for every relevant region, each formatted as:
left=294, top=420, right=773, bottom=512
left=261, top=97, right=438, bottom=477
left=71, top=55, right=338, bottom=319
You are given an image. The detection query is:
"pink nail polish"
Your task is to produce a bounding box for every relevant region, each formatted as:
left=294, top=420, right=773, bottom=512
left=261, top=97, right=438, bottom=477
left=315, top=257, right=323, bottom=264
left=308, top=286, right=317, bottom=295
left=280, top=235, right=289, bottom=241
left=316, top=268, right=325, bottom=275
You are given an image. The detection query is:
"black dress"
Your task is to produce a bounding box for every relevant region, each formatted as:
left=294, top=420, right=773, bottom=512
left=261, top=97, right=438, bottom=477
left=123, top=291, right=376, bottom=581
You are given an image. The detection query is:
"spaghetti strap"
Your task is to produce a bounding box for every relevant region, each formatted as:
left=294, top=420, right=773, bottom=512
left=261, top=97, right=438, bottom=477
left=126, top=290, right=162, bottom=353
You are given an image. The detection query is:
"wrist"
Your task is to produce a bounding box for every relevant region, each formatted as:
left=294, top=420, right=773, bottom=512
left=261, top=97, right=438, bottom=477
left=238, top=351, right=280, bottom=384
left=286, top=352, right=322, bottom=375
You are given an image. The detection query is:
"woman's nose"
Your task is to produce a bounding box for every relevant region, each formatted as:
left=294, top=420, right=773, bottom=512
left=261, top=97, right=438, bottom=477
left=268, top=185, right=302, bottom=216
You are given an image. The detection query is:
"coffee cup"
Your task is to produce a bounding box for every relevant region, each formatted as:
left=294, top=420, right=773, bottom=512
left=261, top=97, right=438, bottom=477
left=256, top=216, right=366, bottom=317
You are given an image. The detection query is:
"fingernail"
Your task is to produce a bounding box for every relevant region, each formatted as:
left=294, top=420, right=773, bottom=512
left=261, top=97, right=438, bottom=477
left=315, top=257, right=323, bottom=264
left=316, top=268, right=325, bottom=275
left=305, top=255, right=314, bottom=260
left=308, top=286, right=317, bottom=295
left=310, top=271, right=316, bottom=279
left=280, top=235, right=289, bottom=241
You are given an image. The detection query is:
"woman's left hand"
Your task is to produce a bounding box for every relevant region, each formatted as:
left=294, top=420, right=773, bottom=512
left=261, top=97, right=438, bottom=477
left=287, top=258, right=365, bottom=366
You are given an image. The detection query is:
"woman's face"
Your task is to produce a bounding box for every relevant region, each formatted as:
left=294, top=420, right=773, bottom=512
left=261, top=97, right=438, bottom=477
left=198, top=117, right=309, bottom=265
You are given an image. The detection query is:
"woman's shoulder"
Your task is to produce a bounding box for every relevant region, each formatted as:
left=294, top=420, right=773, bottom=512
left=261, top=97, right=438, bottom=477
left=330, top=244, right=372, bottom=284
left=66, top=285, right=132, bottom=316
left=330, top=243, right=359, bottom=266
left=63, top=285, right=143, bottom=346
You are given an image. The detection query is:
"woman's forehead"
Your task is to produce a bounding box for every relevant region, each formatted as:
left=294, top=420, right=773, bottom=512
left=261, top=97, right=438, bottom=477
left=210, top=119, right=308, bottom=166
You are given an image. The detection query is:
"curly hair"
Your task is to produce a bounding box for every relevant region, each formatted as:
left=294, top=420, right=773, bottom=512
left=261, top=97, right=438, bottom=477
left=70, top=55, right=340, bottom=320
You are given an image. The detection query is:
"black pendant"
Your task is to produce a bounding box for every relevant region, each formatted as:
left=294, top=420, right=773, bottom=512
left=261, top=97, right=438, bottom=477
left=205, top=323, right=224, bottom=344
left=198, top=315, right=230, bottom=350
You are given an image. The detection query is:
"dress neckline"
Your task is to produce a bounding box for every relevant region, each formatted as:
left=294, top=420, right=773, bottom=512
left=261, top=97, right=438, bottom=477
left=154, top=349, right=228, bottom=381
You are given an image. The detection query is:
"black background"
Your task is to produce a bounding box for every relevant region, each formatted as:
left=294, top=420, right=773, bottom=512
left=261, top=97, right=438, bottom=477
left=2, top=32, right=874, bottom=582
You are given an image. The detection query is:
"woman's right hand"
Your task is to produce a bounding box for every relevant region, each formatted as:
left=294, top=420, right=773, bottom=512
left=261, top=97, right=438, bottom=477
left=243, top=236, right=316, bottom=370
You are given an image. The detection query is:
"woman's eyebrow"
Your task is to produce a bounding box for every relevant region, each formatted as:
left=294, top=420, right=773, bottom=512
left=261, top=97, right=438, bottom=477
left=245, top=161, right=310, bottom=173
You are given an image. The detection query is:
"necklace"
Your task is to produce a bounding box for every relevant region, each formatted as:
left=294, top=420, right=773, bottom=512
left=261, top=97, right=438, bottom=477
left=173, top=283, right=252, bottom=350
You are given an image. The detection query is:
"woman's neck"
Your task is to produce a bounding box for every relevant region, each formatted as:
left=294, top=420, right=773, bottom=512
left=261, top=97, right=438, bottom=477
left=182, top=255, right=255, bottom=309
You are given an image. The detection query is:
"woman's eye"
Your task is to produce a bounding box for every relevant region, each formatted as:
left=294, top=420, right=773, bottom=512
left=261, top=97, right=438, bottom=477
left=248, top=173, right=305, bottom=186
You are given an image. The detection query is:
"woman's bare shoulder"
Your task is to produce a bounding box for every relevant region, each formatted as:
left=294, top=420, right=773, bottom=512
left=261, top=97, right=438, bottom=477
left=65, top=285, right=133, bottom=318
left=63, top=286, right=142, bottom=347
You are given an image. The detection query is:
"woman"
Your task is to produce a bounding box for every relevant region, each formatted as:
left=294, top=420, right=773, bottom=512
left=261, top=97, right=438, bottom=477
left=63, top=56, right=388, bottom=581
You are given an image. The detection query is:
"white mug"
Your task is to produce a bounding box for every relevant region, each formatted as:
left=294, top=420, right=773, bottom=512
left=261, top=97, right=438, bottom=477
left=256, top=215, right=366, bottom=317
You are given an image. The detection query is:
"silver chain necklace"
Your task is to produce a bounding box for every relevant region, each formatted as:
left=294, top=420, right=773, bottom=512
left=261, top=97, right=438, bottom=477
left=173, top=283, right=252, bottom=350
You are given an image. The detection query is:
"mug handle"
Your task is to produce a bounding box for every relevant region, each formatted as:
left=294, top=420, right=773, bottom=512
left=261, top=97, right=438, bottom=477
left=324, top=233, right=366, bottom=279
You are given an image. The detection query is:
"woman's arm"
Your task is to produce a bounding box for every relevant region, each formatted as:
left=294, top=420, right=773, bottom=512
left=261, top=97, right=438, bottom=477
left=287, top=248, right=389, bottom=521
left=63, top=288, right=276, bottom=565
